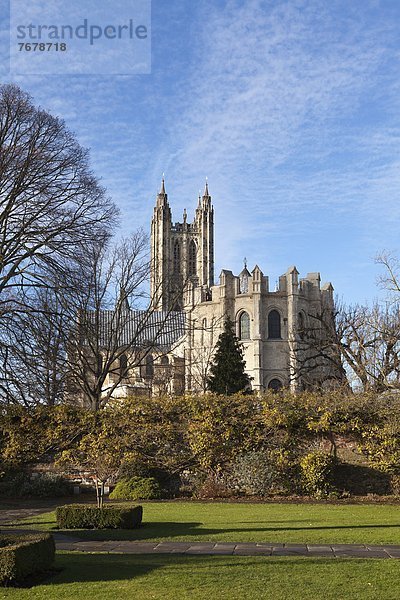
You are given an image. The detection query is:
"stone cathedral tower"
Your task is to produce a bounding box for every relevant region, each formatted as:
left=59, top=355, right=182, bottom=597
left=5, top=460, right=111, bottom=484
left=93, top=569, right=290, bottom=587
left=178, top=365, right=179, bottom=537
left=150, top=178, right=214, bottom=311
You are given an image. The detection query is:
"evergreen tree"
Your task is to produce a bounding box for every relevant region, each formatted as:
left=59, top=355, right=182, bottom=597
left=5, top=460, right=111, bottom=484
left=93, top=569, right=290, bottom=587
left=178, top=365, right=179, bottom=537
left=207, top=317, right=251, bottom=395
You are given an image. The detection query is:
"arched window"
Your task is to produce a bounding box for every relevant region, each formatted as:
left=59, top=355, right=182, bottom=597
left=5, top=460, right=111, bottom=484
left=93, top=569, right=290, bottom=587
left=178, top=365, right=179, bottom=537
left=145, top=354, right=154, bottom=378
left=160, top=356, right=169, bottom=366
left=173, top=241, right=181, bottom=273
left=239, top=271, right=249, bottom=294
left=298, top=312, right=305, bottom=340
left=268, top=378, right=283, bottom=392
left=268, top=310, right=281, bottom=339
left=188, top=240, right=197, bottom=276
left=119, top=353, right=128, bottom=379
left=239, top=312, right=250, bottom=340
left=201, top=318, right=207, bottom=346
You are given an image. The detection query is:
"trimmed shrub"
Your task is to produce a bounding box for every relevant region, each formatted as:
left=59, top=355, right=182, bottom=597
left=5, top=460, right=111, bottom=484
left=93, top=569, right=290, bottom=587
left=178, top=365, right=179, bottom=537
left=0, top=534, right=55, bottom=586
left=300, top=451, right=337, bottom=498
left=55, top=504, right=143, bottom=529
left=109, top=477, right=161, bottom=501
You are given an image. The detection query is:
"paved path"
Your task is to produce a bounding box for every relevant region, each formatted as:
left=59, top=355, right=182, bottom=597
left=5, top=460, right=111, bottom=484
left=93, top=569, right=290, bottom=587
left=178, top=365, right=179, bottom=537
left=55, top=539, right=400, bottom=558
left=2, top=528, right=400, bottom=558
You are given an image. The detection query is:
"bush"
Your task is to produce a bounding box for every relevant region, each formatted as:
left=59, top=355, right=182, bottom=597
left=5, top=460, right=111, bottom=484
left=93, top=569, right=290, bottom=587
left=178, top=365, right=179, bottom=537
left=300, top=451, right=337, bottom=498
left=55, top=504, right=143, bottom=529
left=118, top=460, right=180, bottom=497
left=194, top=472, right=234, bottom=499
left=230, top=450, right=293, bottom=496
left=390, top=474, right=400, bottom=496
left=0, top=534, right=55, bottom=586
left=0, top=473, right=70, bottom=498
left=109, top=477, right=161, bottom=501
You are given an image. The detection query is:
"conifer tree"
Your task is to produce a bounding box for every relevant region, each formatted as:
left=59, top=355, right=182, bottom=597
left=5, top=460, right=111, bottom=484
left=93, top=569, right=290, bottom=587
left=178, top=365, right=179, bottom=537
left=207, top=317, right=251, bottom=395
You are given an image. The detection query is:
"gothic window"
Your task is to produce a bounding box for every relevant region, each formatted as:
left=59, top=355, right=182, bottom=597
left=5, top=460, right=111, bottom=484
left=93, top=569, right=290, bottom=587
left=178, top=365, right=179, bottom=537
left=173, top=241, right=181, bottom=273
left=239, top=312, right=250, bottom=340
left=119, top=353, right=128, bottom=379
left=298, top=312, right=305, bottom=340
left=268, top=310, right=281, bottom=339
left=201, top=318, right=207, bottom=346
left=239, top=272, right=249, bottom=294
left=145, top=354, right=154, bottom=378
left=188, top=240, right=197, bottom=276
left=268, top=378, right=283, bottom=392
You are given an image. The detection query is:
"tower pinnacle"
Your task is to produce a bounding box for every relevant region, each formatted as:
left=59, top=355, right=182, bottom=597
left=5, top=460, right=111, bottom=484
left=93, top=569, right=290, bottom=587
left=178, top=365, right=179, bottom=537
left=159, top=174, right=166, bottom=195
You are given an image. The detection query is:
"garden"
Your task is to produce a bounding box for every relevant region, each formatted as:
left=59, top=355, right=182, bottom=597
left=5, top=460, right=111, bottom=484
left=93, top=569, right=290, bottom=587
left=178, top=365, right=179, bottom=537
left=2, top=501, right=400, bottom=599
left=2, top=390, right=400, bottom=596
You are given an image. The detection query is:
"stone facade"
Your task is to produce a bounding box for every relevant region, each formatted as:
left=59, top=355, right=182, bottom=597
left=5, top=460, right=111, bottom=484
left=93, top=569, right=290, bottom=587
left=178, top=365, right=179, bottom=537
left=151, top=179, right=338, bottom=393
left=150, top=179, right=214, bottom=311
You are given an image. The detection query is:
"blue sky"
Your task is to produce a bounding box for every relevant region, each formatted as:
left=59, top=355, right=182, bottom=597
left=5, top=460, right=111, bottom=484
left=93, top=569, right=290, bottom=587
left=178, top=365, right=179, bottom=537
left=2, top=0, right=400, bottom=305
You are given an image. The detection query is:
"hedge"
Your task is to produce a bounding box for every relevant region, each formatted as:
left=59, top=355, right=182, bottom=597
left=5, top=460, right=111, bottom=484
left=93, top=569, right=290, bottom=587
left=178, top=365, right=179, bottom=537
left=0, top=533, right=55, bottom=586
left=56, top=504, right=143, bottom=529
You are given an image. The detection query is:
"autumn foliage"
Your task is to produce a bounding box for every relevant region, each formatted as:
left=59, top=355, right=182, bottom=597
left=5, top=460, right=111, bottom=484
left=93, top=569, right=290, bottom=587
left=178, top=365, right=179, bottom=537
left=1, top=390, right=400, bottom=498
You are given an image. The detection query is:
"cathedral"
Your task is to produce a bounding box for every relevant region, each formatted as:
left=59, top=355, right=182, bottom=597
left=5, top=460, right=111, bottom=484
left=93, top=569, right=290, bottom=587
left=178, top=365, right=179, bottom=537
left=147, top=178, right=338, bottom=394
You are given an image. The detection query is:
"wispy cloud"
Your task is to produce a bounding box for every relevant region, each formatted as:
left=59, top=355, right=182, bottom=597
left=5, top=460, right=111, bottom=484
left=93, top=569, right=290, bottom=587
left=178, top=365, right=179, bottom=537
left=150, top=0, right=400, bottom=297
left=5, top=0, right=400, bottom=304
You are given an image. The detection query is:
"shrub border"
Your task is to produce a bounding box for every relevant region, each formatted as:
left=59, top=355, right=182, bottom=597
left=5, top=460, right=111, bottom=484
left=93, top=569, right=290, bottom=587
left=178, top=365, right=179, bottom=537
left=0, top=533, right=55, bottom=586
left=55, top=504, right=143, bottom=529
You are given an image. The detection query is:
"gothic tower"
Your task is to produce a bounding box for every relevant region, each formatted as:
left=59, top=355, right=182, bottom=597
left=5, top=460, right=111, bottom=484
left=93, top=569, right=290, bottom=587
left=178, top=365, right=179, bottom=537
left=150, top=178, right=214, bottom=311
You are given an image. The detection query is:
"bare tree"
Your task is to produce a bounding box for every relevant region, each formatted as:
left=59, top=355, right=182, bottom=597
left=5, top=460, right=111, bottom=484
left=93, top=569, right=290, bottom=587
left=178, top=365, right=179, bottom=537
left=294, top=299, right=400, bottom=392
left=0, top=84, right=116, bottom=303
left=340, top=302, right=400, bottom=391
left=376, top=251, right=400, bottom=297
left=65, top=230, right=187, bottom=410
left=0, top=83, right=118, bottom=405
left=0, top=285, right=68, bottom=406
left=186, top=317, right=221, bottom=392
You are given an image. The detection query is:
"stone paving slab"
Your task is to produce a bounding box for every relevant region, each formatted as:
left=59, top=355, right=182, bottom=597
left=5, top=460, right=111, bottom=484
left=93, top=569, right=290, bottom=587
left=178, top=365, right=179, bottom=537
left=108, top=544, right=158, bottom=554
left=234, top=548, right=272, bottom=555
left=56, top=543, right=82, bottom=551
left=331, top=544, right=367, bottom=550
left=385, top=549, right=400, bottom=558
left=368, top=544, right=400, bottom=550
left=272, top=549, right=309, bottom=556
left=3, top=527, right=400, bottom=558
left=55, top=540, right=400, bottom=558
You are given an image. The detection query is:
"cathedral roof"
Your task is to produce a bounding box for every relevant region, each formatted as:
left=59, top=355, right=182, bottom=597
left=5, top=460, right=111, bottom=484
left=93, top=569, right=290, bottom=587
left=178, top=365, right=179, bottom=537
left=83, top=310, right=186, bottom=349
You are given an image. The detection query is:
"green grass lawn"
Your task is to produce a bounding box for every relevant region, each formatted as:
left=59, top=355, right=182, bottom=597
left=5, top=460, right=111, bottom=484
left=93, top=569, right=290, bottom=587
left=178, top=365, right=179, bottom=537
left=9, top=501, right=400, bottom=545
left=1, top=553, right=400, bottom=600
